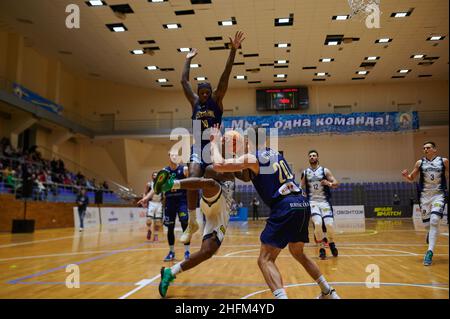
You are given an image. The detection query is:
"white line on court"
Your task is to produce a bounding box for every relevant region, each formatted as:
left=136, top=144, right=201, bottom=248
left=0, top=244, right=261, bottom=262
left=0, top=233, right=99, bottom=249
left=118, top=274, right=161, bottom=299
left=240, top=282, right=450, bottom=299
left=219, top=246, right=437, bottom=258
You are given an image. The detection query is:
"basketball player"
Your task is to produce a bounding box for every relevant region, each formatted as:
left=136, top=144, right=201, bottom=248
left=161, top=152, right=191, bottom=261
left=148, top=164, right=238, bottom=298
left=209, top=127, right=340, bottom=299
left=402, top=141, right=449, bottom=266
left=301, top=150, right=339, bottom=260
left=143, top=172, right=163, bottom=242
left=180, top=31, right=245, bottom=244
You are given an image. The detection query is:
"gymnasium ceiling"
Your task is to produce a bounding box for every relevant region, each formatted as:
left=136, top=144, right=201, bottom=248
left=0, top=0, right=448, bottom=90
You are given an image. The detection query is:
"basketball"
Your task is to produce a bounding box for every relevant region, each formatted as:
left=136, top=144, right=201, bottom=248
left=223, top=130, right=244, bottom=156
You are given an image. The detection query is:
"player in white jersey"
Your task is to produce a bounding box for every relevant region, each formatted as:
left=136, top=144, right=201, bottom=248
left=144, top=172, right=163, bottom=241
left=141, top=164, right=241, bottom=298
left=402, top=141, right=449, bottom=266
left=301, top=150, right=339, bottom=260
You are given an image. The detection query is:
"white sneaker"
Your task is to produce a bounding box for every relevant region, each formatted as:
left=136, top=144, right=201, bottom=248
left=317, top=288, right=340, bottom=299
left=180, top=220, right=199, bottom=244
left=79, top=228, right=83, bottom=232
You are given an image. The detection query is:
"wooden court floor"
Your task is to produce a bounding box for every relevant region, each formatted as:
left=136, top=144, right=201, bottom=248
left=0, top=218, right=448, bottom=299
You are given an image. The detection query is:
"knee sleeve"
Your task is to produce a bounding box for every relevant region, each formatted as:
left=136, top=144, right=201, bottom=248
left=167, top=224, right=175, bottom=246
left=181, top=220, right=189, bottom=232
left=312, top=215, right=324, bottom=240
left=430, top=214, right=441, bottom=227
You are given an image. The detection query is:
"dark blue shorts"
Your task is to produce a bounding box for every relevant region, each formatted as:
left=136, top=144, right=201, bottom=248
left=164, top=198, right=188, bottom=226
left=189, top=144, right=210, bottom=172
left=260, top=195, right=311, bottom=249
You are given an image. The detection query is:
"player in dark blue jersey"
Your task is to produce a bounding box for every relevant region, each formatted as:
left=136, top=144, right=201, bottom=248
left=138, top=152, right=191, bottom=261
left=179, top=31, right=245, bottom=244
left=210, top=127, right=340, bottom=299
left=162, top=152, right=191, bottom=261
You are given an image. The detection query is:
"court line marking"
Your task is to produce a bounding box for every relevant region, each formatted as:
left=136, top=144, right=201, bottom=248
left=241, top=282, right=450, bottom=299
left=1, top=243, right=448, bottom=262
left=118, top=274, right=161, bottom=299
left=220, top=246, right=447, bottom=258
left=6, top=242, right=149, bottom=284
left=0, top=233, right=100, bottom=249
left=7, top=280, right=449, bottom=290
left=0, top=244, right=262, bottom=262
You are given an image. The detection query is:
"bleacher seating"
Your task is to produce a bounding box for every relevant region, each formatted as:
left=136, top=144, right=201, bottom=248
left=0, top=181, right=127, bottom=204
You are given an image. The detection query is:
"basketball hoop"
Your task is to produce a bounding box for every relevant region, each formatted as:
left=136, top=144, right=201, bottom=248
left=348, top=0, right=380, bottom=19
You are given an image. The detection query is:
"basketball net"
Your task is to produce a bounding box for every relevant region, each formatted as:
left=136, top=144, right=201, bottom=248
left=348, top=0, right=380, bottom=20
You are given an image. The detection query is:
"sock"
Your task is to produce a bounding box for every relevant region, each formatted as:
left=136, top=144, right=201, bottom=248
left=169, top=245, right=175, bottom=253
left=172, top=180, right=180, bottom=190
left=170, top=262, right=183, bottom=276
left=184, top=244, right=190, bottom=252
left=428, top=214, right=441, bottom=251
left=273, top=288, right=288, bottom=299
left=316, top=275, right=331, bottom=294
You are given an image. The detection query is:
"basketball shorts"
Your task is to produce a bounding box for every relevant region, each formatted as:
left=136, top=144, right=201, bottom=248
left=189, top=144, right=210, bottom=172
left=147, top=201, right=163, bottom=220
left=260, top=195, right=311, bottom=249
left=420, top=191, right=445, bottom=223
left=163, top=198, right=188, bottom=226
left=200, top=188, right=230, bottom=247
left=310, top=200, right=334, bottom=220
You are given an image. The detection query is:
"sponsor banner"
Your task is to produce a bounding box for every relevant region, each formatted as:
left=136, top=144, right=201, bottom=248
left=222, top=111, right=419, bottom=136
left=333, top=205, right=365, bottom=220
left=100, top=207, right=147, bottom=225
left=365, top=206, right=412, bottom=218
left=73, top=207, right=100, bottom=229
left=13, top=83, right=63, bottom=115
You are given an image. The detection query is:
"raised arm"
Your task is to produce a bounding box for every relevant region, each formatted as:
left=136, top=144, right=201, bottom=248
left=402, top=160, right=421, bottom=182
left=181, top=49, right=198, bottom=107
left=213, top=31, right=245, bottom=107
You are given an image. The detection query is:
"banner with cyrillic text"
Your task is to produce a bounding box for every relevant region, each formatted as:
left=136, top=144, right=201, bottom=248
left=223, top=112, right=419, bottom=136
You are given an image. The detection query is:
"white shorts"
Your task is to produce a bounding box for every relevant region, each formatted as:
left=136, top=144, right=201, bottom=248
left=310, top=200, right=334, bottom=220
left=200, top=189, right=230, bottom=245
left=420, top=192, right=445, bottom=223
left=147, top=201, right=163, bottom=220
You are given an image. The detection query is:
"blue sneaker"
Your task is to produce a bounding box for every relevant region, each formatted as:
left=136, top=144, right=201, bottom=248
left=184, top=251, right=190, bottom=260
left=164, top=251, right=175, bottom=262
left=423, top=250, right=433, bottom=266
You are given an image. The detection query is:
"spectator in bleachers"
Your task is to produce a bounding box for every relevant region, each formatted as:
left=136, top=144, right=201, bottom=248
left=50, top=158, right=58, bottom=172
left=6, top=170, right=18, bottom=191
left=33, top=174, right=47, bottom=201
left=0, top=137, right=122, bottom=202
left=393, top=193, right=401, bottom=205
